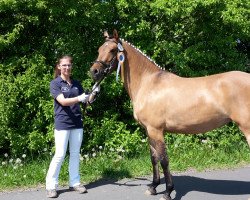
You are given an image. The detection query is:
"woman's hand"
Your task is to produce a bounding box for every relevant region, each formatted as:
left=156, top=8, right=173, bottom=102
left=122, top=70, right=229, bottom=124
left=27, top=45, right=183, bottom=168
left=77, top=93, right=90, bottom=103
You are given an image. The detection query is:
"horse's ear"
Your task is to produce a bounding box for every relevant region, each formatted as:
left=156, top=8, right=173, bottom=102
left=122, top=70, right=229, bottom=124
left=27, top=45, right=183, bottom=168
left=103, top=29, right=119, bottom=40
left=113, top=29, right=119, bottom=40
left=104, top=31, right=109, bottom=39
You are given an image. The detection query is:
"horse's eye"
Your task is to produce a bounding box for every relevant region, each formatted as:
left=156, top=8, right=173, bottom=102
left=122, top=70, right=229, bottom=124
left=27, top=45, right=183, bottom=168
left=110, top=49, right=117, bottom=53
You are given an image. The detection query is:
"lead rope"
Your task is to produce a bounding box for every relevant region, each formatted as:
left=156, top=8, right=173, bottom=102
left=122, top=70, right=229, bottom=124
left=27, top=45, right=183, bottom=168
left=82, top=80, right=103, bottom=117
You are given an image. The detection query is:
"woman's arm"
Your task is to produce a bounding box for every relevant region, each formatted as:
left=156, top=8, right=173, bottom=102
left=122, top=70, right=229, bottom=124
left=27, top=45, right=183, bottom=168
left=56, top=93, right=89, bottom=106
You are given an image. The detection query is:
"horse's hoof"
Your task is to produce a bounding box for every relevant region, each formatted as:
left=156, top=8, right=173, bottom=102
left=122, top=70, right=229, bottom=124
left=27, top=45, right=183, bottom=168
left=159, top=194, right=172, bottom=200
left=145, top=188, right=157, bottom=195
left=159, top=196, right=172, bottom=200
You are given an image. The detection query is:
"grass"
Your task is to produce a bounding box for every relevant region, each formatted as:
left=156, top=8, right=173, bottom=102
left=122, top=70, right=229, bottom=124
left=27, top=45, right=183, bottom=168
left=0, top=142, right=249, bottom=192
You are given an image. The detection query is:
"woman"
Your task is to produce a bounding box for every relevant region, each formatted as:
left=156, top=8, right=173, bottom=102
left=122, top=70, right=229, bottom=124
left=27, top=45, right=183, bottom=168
left=46, top=55, right=99, bottom=198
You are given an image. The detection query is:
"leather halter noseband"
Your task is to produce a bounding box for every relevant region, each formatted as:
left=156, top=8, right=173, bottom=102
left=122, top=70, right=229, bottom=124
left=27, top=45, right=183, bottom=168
left=93, top=55, right=117, bottom=76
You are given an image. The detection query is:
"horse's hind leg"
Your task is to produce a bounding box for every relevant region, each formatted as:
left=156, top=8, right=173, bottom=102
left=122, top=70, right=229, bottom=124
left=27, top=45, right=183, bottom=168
left=239, top=125, right=250, bottom=200
left=239, top=125, right=250, bottom=147
left=146, top=127, right=174, bottom=200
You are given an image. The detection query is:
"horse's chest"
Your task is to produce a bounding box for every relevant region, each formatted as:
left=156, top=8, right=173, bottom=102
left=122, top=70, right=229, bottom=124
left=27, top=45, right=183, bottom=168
left=132, top=100, right=166, bottom=128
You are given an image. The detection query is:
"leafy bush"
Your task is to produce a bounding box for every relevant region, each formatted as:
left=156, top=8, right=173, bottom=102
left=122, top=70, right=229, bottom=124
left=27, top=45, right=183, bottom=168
left=0, top=0, right=249, bottom=158
left=0, top=54, right=53, bottom=155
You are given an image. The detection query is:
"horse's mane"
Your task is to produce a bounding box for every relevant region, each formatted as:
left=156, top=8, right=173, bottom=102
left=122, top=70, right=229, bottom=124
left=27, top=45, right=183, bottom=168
left=120, top=38, right=164, bottom=71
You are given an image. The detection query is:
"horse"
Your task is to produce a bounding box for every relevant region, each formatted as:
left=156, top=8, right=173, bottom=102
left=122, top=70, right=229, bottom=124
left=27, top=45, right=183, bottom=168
left=90, top=29, right=250, bottom=200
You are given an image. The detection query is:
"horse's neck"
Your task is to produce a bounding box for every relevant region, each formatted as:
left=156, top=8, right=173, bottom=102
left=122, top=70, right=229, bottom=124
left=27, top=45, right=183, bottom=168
left=122, top=42, right=160, bottom=101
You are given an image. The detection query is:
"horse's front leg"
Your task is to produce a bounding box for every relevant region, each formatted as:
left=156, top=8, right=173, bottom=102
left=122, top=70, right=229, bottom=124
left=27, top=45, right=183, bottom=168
left=146, top=128, right=174, bottom=200
left=145, top=142, right=160, bottom=195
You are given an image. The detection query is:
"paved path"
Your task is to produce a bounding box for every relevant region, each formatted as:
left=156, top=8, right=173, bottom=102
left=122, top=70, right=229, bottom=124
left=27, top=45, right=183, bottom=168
left=1, top=165, right=250, bottom=200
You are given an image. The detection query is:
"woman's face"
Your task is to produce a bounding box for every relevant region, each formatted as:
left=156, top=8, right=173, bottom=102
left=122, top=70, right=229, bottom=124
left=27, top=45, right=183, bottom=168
left=58, top=58, right=73, bottom=77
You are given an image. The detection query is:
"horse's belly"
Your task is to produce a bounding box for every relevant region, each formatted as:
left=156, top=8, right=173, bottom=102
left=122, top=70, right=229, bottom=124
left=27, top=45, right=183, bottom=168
left=135, top=105, right=231, bottom=134
left=166, top=117, right=231, bottom=134
left=166, top=119, right=231, bottom=134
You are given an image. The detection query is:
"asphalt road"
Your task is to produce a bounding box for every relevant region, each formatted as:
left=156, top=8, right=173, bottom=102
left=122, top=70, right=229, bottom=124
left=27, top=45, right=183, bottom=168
left=0, top=165, right=250, bottom=200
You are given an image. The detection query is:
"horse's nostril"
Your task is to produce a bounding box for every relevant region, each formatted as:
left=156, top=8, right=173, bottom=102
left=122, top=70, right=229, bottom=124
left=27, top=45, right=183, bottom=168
left=93, top=69, right=99, bottom=75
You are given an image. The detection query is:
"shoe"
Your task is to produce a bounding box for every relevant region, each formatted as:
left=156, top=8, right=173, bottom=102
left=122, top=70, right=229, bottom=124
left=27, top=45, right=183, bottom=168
left=46, top=189, right=58, bottom=198
left=69, top=185, right=87, bottom=193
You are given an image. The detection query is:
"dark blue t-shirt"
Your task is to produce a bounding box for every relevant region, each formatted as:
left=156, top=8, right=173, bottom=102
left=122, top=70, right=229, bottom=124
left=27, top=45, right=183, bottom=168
left=50, top=76, right=84, bottom=130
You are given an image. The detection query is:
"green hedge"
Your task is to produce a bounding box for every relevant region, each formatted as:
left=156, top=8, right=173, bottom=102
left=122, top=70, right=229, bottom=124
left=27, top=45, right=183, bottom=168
left=0, top=0, right=249, bottom=157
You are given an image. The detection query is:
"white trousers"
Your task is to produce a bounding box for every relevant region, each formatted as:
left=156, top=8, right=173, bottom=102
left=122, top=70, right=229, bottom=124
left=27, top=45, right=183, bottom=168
left=46, top=129, right=83, bottom=190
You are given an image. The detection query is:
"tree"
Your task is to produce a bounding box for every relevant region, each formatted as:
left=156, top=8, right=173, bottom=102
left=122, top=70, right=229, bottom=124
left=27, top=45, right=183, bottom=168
left=0, top=0, right=249, bottom=156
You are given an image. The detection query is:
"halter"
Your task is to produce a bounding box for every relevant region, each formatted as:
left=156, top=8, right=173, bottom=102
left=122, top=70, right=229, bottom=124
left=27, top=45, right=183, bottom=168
left=93, top=39, right=124, bottom=78
left=89, top=39, right=125, bottom=105
left=93, top=55, right=117, bottom=76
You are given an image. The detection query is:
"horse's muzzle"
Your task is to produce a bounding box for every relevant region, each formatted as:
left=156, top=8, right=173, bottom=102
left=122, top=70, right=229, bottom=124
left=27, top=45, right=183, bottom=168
left=90, top=66, right=104, bottom=82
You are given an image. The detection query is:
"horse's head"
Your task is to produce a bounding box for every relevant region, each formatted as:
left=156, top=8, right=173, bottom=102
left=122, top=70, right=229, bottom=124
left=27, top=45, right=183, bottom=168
left=90, top=29, right=124, bottom=83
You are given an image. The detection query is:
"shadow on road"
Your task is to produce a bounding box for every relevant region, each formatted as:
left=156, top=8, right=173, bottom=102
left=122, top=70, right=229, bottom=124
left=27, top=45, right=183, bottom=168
left=81, top=172, right=250, bottom=200
left=86, top=168, right=133, bottom=189
left=55, top=166, right=249, bottom=199
left=172, top=175, right=250, bottom=200
left=55, top=168, right=133, bottom=197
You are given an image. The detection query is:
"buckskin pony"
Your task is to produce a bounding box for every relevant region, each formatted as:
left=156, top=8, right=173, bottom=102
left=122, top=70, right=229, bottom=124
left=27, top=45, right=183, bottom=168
left=90, top=29, right=250, bottom=200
